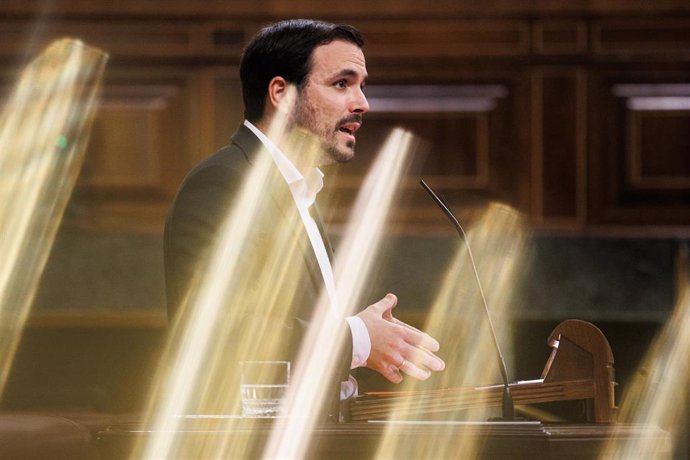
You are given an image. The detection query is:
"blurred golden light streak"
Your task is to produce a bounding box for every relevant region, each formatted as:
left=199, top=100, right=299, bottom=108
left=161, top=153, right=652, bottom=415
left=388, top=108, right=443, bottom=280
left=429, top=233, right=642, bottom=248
left=263, top=128, right=416, bottom=460
left=133, top=88, right=335, bottom=459
left=0, top=39, right=106, bottom=396
left=136, top=151, right=275, bottom=458
left=600, top=249, right=690, bottom=460
left=376, top=203, right=527, bottom=459
left=136, top=150, right=294, bottom=459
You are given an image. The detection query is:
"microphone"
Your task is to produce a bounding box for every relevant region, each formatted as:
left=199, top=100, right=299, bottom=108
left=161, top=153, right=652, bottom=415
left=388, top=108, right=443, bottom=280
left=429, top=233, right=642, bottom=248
left=420, top=179, right=514, bottom=421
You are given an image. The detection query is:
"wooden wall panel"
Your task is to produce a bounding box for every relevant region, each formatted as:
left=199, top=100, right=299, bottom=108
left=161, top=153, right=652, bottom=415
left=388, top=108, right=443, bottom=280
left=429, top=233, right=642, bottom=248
left=355, top=85, right=503, bottom=185
left=0, top=19, right=202, bottom=59
left=199, top=22, right=255, bottom=60
left=592, top=19, right=690, bottom=56
left=0, top=17, right=529, bottom=61
left=83, top=86, right=176, bottom=189
left=533, top=20, right=588, bottom=55
left=3, top=0, right=690, bottom=17
left=531, top=68, right=587, bottom=226
left=628, top=110, right=690, bottom=189
left=67, top=68, right=203, bottom=233
left=589, top=77, right=690, bottom=226
left=2, top=8, right=690, bottom=236
left=1, top=0, right=690, bottom=329
left=357, top=20, right=530, bottom=59
left=322, top=80, right=528, bottom=234
left=197, top=68, right=243, bottom=158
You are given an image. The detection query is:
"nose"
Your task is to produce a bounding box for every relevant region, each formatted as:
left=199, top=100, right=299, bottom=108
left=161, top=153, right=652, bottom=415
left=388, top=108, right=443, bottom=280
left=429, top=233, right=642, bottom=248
left=351, top=87, right=369, bottom=114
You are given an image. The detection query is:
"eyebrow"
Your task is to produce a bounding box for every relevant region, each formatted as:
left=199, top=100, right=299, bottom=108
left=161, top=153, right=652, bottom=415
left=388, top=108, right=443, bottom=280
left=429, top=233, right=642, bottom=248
left=333, top=68, right=368, bottom=83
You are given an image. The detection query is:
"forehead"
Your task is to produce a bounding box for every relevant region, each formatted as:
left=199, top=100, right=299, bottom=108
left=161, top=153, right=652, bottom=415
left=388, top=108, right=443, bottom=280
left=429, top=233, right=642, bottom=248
left=309, top=40, right=368, bottom=79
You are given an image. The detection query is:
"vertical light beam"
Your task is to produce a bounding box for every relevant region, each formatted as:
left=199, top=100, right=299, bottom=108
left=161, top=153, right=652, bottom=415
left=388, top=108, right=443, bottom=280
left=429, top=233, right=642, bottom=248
left=600, top=247, right=689, bottom=460
left=134, top=88, right=330, bottom=459
left=0, top=39, right=107, bottom=396
left=263, top=128, right=416, bottom=460
left=375, top=202, right=527, bottom=459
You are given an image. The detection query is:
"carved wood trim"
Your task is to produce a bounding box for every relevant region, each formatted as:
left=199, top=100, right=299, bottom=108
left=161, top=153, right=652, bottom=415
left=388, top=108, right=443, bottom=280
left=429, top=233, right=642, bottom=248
left=2, top=1, right=690, bottom=17
left=0, top=19, right=199, bottom=58
left=533, top=20, right=588, bottom=55
left=358, top=19, right=530, bottom=59
left=592, top=18, right=690, bottom=55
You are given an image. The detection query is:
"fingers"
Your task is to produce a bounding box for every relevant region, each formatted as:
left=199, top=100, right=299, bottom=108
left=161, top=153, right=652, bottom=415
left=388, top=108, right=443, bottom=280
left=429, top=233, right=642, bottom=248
left=391, top=317, right=423, bottom=334
left=391, top=317, right=440, bottom=352
left=403, top=338, right=446, bottom=380
left=403, top=343, right=445, bottom=373
left=396, top=323, right=440, bottom=354
left=399, top=358, right=431, bottom=380
left=377, top=361, right=404, bottom=384
left=369, top=348, right=439, bottom=384
left=379, top=342, right=445, bottom=383
left=386, top=348, right=443, bottom=382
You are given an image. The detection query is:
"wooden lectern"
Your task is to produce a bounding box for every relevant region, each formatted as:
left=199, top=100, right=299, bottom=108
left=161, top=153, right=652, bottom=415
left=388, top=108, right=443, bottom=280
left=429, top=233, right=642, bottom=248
left=98, top=320, right=671, bottom=459
left=350, top=319, right=616, bottom=422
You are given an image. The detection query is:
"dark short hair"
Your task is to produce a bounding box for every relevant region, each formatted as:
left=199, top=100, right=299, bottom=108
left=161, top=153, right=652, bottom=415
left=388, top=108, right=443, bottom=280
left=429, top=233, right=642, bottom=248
left=239, top=19, right=364, bottom=122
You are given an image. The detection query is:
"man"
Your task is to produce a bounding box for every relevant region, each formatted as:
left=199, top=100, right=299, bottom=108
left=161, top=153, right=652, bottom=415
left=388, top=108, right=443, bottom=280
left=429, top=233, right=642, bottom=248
left=164, top=19, right=444, bottom=410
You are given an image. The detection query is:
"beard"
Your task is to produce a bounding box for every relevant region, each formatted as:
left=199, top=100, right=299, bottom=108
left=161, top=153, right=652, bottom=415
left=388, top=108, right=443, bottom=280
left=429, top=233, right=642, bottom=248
left=292, top=94, right=361, bottom=165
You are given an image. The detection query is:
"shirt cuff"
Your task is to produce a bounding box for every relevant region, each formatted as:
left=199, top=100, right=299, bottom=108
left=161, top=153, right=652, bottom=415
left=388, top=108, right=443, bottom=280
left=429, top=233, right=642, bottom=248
left=340, top=375, right=358, bottom=400
left=346, top=315, right=371, bottom=369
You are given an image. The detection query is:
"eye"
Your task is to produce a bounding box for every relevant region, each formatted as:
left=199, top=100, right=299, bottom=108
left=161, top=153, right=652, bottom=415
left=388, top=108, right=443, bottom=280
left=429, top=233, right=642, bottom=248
left=334, top=80, right=347, bottom=89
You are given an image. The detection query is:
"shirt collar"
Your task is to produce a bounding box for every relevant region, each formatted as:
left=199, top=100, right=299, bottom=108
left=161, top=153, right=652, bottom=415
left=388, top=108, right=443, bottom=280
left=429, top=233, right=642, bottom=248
left=243, top=120, right=324, bottom=207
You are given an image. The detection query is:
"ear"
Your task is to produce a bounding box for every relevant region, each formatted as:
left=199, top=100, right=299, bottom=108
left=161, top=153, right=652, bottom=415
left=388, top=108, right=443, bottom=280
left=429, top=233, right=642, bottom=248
left=266, top=76, right=289, bottom=112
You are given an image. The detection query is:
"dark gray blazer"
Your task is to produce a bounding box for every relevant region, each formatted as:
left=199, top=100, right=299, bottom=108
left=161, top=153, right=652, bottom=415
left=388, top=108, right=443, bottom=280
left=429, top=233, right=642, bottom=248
left=164, top=124, right=352, bottom=411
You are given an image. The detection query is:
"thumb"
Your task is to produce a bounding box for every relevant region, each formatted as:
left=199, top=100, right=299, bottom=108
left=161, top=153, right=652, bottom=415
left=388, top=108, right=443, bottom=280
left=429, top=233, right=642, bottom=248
left=377, top=293, right=397, bottom=320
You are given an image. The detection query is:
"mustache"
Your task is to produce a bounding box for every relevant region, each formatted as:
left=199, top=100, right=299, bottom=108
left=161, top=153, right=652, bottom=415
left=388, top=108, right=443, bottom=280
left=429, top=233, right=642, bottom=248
left=337, top=113, right=363, bottom=128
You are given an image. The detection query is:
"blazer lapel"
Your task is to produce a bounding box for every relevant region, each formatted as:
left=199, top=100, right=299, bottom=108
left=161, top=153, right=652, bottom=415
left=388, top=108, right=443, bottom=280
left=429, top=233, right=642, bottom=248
left=231, top=125, right=328, bottom=309
left=310, top=202, right=334, bottom=263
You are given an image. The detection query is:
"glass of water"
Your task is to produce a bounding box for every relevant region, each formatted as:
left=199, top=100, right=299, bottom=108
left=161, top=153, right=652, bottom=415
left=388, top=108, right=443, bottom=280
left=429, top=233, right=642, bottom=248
left=240, top=360, right=290, bottom=417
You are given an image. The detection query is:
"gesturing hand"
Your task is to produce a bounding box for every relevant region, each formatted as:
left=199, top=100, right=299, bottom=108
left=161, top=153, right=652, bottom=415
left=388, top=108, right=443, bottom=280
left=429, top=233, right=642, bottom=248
left=356, top=293, right=445, bottom=383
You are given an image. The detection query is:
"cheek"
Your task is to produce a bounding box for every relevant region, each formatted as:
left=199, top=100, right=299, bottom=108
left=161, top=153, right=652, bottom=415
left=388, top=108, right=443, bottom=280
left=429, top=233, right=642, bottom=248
left=308, top=91, right=340, bottom=125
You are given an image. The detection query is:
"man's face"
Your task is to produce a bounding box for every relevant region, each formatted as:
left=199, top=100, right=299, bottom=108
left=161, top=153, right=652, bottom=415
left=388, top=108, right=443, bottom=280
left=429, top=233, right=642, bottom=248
left=292, top=40, right=369, bottom=164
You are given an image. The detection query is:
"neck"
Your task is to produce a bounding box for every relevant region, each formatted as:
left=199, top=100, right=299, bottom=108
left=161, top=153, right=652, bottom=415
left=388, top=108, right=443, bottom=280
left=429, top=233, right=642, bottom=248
left=252, top=118, right=323, bottom=175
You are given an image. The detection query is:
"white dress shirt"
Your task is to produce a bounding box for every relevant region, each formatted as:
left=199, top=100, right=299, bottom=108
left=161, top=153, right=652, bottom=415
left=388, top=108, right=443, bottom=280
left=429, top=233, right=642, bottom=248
left=243, top=121, right=370, bottom=398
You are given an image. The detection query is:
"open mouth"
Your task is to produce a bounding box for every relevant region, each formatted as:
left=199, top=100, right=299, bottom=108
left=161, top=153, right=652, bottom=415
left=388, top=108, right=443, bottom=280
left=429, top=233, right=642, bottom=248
left=338, top=122, right=360, bottom=136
